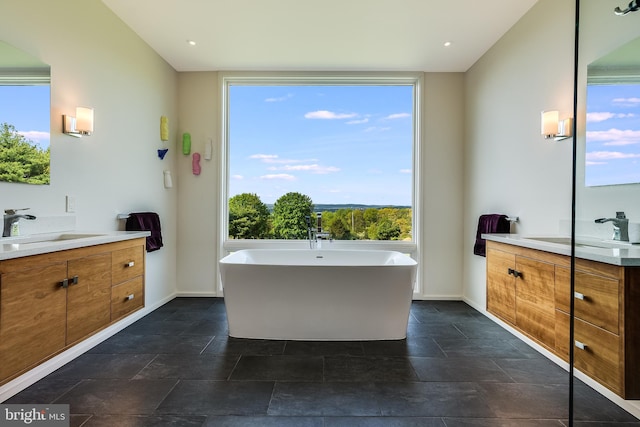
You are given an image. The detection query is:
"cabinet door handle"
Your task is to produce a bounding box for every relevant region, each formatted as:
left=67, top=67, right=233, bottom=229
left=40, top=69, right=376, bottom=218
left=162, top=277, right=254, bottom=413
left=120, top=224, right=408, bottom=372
left=70, top=275, right=79, bottom=285
left=575, top=340, right=587, bottom=350
left=125, top=261, right=135, bottom=268
left=574, top=292, right=585, bottom=300
left=126, top=293, right=134, bottom=301
left=60, top=278, right=69, bottom=288
left=508, top=268, right=523, bottom=278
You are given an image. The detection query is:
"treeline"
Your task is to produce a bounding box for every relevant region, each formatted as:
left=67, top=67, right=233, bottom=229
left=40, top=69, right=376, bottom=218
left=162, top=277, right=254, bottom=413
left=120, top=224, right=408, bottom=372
left=229, top=192, right=411, bottom=241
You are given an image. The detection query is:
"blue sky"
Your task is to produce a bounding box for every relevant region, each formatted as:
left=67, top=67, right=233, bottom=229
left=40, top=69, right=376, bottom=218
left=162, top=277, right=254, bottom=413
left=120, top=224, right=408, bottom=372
left=585, top=84, right=640, bottom=187
left=228, top=85, right=413, bottom=205
left=0, top=85, right=50, bottom=149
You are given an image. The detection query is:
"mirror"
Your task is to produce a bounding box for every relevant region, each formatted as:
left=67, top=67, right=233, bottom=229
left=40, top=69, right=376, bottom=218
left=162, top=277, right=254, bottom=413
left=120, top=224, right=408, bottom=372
left=585, top=36, right=640, bottom=186
left=0, top=40, right=50, bottom=185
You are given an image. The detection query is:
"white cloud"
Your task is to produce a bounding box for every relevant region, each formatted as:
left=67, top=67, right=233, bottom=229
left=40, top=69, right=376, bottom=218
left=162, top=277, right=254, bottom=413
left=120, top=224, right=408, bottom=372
left=586, top=112, right=636, bottom=123
left=260, top=174, right=296, bottom=181
left=304, top=110, right=358, bottom=120
left=18, top=130, right=50, bottom=144
left=585, top=151, right=640, bottom=162
left=265, top=93, right=293, bottom=102
left=268, top=164, right=340, bottom=174
left=384, top=113, right=411, bottom=120
left=399, top=169, right=412, bottom=174
left=587, top=128, right=640, bottom=146
left=612, top=97, right=640, bottom=107
left=250, top=154, right=279, bottom=160
left=283, top=164, right=340, bottom=174
left=586, top=112, right=615, bottom=123
left=346, top=118, right=369, bottom=125
left=364, top=126, right=391, bottom=133
left=231, top=174, right=244, bottom=180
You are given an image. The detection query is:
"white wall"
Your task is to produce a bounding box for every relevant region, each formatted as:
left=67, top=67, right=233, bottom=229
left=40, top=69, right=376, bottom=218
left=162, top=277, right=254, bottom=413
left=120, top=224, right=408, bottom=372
left=0, top=0, right=179, bottom=307
left=462, top=0, right=575, bottom=308
left=175, top=71, right=466, bottom=299
left=176, top=72, right=220, bottom=296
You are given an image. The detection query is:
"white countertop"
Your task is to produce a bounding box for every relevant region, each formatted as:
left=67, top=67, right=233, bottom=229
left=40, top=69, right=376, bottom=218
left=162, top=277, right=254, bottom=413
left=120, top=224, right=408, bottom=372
left=0, top=231, right=150, bottom=261
left=483, top=234, right=640, bottom=267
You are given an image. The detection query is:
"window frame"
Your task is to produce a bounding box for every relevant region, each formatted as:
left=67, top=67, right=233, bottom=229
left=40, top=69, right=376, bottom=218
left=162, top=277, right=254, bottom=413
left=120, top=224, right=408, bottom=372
left=217, top=71, right=423, bottom=294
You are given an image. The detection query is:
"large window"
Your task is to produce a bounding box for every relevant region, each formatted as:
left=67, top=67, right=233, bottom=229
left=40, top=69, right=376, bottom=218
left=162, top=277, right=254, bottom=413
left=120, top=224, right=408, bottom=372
left=221, top=73, right=421, bottom=249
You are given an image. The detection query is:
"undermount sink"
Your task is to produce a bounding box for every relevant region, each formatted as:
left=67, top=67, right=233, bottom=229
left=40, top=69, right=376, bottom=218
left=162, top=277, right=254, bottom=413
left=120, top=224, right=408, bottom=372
left=524, top=236, right=626, bottom=249
left=5, top=233, right=106, bottom=245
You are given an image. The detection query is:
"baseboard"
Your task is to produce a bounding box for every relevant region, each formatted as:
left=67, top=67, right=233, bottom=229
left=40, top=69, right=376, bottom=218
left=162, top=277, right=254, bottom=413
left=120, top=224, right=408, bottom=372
left=413, top=294, right=463, bottom=301
left=463, top=296, right=640, bottom=419
left=0, top=292, right=177, bottom=403
left=175, top=291, right=219, bottom=297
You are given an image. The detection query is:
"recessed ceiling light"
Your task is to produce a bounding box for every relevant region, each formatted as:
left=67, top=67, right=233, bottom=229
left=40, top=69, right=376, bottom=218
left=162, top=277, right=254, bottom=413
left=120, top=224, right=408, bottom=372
left=443, top=41, right=452, bottom=47
left=187, top=40, right=196, bottom=46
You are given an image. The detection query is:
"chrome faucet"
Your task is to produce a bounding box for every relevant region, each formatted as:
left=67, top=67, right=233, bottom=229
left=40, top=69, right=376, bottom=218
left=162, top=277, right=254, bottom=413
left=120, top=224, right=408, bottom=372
left=305, top=215, right=316, bottom=249
left=305, top=213, right=331, bottom=249
left=3, top=208, right=36, bottom=237
left=595, top=211, right=629, bottom=242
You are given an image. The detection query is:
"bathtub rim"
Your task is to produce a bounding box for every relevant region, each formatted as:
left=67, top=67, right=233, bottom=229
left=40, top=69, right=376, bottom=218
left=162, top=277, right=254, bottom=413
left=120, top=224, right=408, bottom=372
left=219, top=248, right=417, bottom=267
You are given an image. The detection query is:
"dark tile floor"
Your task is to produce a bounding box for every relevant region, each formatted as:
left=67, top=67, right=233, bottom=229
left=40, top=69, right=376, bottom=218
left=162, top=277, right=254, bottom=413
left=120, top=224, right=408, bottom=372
left=5, top=298, right=640, bottom=426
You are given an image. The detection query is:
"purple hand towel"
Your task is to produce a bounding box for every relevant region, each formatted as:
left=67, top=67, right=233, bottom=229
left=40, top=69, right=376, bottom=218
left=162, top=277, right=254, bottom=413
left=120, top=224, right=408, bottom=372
left=473, top=214, right=510, bottom=257
left=125, top=212, right=163, bottom=252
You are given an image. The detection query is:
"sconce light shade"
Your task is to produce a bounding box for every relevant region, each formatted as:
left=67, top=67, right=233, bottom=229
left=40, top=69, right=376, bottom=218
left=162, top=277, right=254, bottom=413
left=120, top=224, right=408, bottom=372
left=75, top=107, right=94, bottom=134
left=63, top=107, right=94, bottom=137
left=541, top=110, right=572, bottom=141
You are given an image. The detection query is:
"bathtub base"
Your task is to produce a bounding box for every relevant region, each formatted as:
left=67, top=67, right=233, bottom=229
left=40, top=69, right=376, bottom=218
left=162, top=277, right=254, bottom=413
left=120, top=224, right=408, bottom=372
left=220, top=251, right=416, bottom=341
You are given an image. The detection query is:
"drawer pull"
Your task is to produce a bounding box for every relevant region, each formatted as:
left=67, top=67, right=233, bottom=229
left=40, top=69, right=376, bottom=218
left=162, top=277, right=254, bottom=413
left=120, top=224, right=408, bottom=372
left=574, top=292, right=585, bottom=300
left=575, top=340, right=588, bottom=350
left=125, top=261, right=135, bottom=268
left=126, top=294, right=134, bottom=301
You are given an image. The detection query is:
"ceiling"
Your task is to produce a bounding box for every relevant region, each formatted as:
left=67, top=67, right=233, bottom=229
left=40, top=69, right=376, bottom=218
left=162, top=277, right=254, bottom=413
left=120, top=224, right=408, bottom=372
left=101, top=0, right=539, bottom=73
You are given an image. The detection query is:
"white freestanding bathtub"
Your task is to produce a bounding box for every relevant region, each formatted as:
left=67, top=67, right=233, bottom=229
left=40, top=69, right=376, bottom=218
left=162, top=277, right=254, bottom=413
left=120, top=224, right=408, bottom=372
left=219, top=249, right=417, bottom=340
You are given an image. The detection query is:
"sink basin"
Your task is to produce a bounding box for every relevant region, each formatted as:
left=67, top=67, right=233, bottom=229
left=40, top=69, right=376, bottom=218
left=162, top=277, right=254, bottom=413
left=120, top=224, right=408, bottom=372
left=524, top=236, right=623, bottom=249
left=5, top=233, right=106, bottom=245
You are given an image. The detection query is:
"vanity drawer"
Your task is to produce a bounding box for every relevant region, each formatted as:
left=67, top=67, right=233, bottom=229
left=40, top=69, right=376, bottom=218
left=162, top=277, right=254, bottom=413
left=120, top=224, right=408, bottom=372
left=574, top=318, right=621, bottom=395
left=112, top=245, right=144, bottom=284
left=555, top=267, right=619, bottom=335
left=111, top=276, right=144, bottom=320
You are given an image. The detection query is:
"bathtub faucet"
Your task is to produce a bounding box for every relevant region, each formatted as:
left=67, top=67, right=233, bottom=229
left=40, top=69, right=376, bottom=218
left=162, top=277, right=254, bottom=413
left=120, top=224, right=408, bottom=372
left=595, top=211, right=629, bottom=241
left=305, top=215, right=316, bottom=249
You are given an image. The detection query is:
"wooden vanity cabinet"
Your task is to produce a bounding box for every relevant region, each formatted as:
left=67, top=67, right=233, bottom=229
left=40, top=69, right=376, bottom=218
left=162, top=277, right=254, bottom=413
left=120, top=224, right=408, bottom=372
left=111, top=245, right=145, bottom=321
left=486, top=242, right=558, bottom=352
left=0, top=238, right=145, bottom=385
left=555, top=261, right=640, bottom=399
left=486, top=239, right=640, bottom=399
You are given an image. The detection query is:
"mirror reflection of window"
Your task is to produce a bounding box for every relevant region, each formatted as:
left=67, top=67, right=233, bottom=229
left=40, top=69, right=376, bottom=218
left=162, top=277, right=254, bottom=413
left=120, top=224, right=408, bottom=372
left=585, top=83, right=640, bottom=186
left=0, top=85, right=50, bottom=184
left=0, top=40, right=51, bottom=185
left=585, top=36, right=640, bottom=187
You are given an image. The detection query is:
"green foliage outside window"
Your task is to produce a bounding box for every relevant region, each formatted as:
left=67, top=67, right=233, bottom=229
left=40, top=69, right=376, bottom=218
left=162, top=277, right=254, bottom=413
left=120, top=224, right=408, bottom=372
left=0, top=122, right=50, bottom=185
left=228, top=192, right=412, bottom=241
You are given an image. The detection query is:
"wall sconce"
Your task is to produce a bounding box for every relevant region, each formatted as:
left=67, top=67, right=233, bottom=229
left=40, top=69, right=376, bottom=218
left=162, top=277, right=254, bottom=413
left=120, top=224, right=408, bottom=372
left=541, top=110, right=572, bottom=141
left=63, top=107, right=94, bottom=138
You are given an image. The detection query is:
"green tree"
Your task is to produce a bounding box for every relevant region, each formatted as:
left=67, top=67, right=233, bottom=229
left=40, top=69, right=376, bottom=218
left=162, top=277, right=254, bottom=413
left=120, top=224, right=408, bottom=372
left=272, top=192, right=314, bottom=239
left=373, top=219, right=402, bottom=240
left=228, top=193, right=271, bottom=239
left=327, top=216, right=351, bottom=240
left=363, top=208, right=378, bottom=227
left=0, top=122, right=50, bottom=184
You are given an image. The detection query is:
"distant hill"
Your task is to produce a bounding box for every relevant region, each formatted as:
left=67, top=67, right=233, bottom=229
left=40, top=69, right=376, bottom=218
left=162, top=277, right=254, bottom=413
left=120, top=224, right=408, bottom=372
left=266, top=203, right=411, bottom=212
